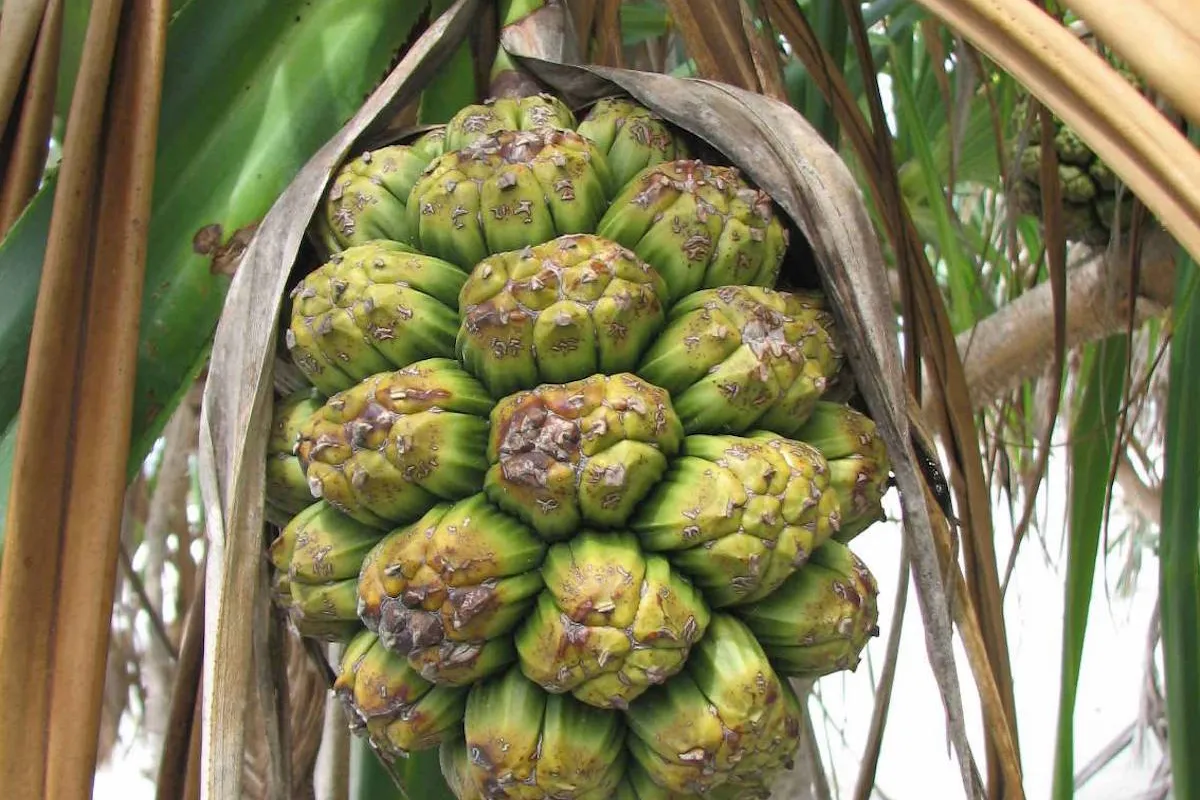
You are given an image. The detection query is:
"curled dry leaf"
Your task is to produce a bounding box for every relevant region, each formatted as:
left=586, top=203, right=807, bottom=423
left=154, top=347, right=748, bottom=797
left=196, top=2, right=484, bottom=797
left=198, top=0, right=979, bottom=796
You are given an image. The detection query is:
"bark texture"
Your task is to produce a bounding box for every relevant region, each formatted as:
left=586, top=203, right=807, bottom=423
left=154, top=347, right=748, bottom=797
left=959, top=232, right=1176, bottom=410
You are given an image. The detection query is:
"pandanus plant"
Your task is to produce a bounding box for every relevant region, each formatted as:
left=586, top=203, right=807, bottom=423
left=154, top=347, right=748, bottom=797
left=199, top=1, right=950, bottom=797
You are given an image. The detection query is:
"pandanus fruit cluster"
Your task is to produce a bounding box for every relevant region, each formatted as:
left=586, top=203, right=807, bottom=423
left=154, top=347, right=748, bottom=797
left=266, top=91, right=891, bottom=798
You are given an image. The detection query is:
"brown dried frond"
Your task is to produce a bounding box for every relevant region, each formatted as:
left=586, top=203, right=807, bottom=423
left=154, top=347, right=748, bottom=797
left=243, top=621, right=330, bottom=800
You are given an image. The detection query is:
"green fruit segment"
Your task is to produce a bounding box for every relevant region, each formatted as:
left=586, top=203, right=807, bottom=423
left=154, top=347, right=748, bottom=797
left=457, top=234, right=669, bottom=397
left=787, top=402, right=890, bottom=542
left=286, top=241, right=469, bottom=395
left=444, top=94, right=576, bottom=151
left=1011, top=74, right=1152, bottom=245
left=516, top=531, right=709, bottom=709
left=267, top=501, right=384, bottom=641
left=576, top=97, right=689, bottom=190
left=735, top=540, right=880, bottom=677
left=597, top=161, right=787, bottom=303
left=265, top=388, right=325, bottom=524
left=408, top=129, right=615, bottom=270
left=485, top=373, right=683, bottom=540
left=335, top=630, right=467, bottom=757
left=632, top=433, right=840, bottom=607
left=638, top=286, right=843, bottom=435
left=295, top=358, right=493, bottom=527
left=625, top=615, right=803, bottom=797
left=439, top=737, right=478, bottom=800
left=459, top=667, right=627, bottom=799
left=319, top=129, right=447, bottom=252
left=357, top=494, right=547, bottom=685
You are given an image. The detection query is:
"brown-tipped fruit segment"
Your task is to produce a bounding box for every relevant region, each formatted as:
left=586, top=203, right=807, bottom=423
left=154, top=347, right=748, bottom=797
left=286, top=241, right=469, bottom=395
left=515, top=531, right=709, bottom=709
left=734, top=539, right=880, bottom=678
left=407, top=129, right=615, bottom=270
left=265, top=387, right=325, bottom=525
left=631, top=433, right=839, bottom=608
left=357, top=494, right=546, bottom=686
left=485, top=373, right=683, bottom=540
left=318, top=129, right=447, bottom=252
left=596, top=160, right=788, bottom=303
left=625, top=615, right=803, bottom=798
left=787, top=402, right=889, bottom=542
left=295, top=358, right=493, bottom=529
left=444, top=94, right=577, bottom=151
left=457, top=234, right=669, bottom=397
left=460, top=666, right=627, bottom=799
left=335, top=630, right=467, bottom=757
left=575, top=97, right=689, bottom=190
left=637, top=286, right=843, bottom=436
left=268, top=501, right=385, bottom=641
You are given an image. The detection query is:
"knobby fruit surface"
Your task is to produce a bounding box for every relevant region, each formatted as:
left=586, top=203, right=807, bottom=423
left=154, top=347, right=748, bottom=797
left=266, top=93, right=896, bottom=798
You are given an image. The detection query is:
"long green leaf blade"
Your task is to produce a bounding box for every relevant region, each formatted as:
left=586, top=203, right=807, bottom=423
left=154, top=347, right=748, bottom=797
left=352, top=738, right=455, bottom=800
left=1159, top=125, right=1200, bottom=799
left=1051, top=333, right=1129, bottom=799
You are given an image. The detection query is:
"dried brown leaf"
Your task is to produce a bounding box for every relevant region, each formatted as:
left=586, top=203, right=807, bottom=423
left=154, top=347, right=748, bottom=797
left=594, top=0, right=622, bottom=67
left=739, top=0, right=787, bottom=102
left=0, top=0, right=61, bottom=235
left=762, top=2, right=1023, bottom=795
left=0, top=0, right=168, bottom=795
left=195, top=2, right=482, bottom=796
left=157, top=569, right=206, bottom=800
left=662, top=0, right=760, bottom=90
left=0, top=0, right=49, bottom=142
left=1063, top=0, right=1200, bottom=130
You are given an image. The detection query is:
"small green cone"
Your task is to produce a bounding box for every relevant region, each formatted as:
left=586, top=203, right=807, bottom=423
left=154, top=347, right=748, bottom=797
left=444, top=94, right=576, bottom=151
left=286, top=241, right=469, bottom=395
left=295, top=358, right=494, bottom=528
left=318, top=129, right=447, bottom=252
left=457, top=234, right=669, bottom=397
left=625, top=615, right=803, bottom=798
left=335, top=630, right=467, bottom=757
left=268, top=501, right=385, bottom=641
left=408, top=129, right=615, bottom=270
left=265, top=387, right=324, bottom=526
left=1010, top=58, right=1154, bottom=247
left=576, top=97, right=689, bottom=190
left=631, top=433, right=840, bottom=607
left=516, top=531, right=709, bottom=709
left=597, top=160, right=787, bottom=303
left=637, top=286, right=843, bottom=435
left=485, top=373, right=683, bottom=540
left=735, top=539, right=880, bottom=677
left=358, top=494, right=546, bottom=685
left=459, top=667, right=627, bottom=799
left=789, top=402, right=890, bottom=542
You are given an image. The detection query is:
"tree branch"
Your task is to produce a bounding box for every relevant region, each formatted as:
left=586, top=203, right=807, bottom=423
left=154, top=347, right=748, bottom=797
left=958, top=232, right=1176, bottom=410
left=1116, top=454, right=1162, bottom=527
